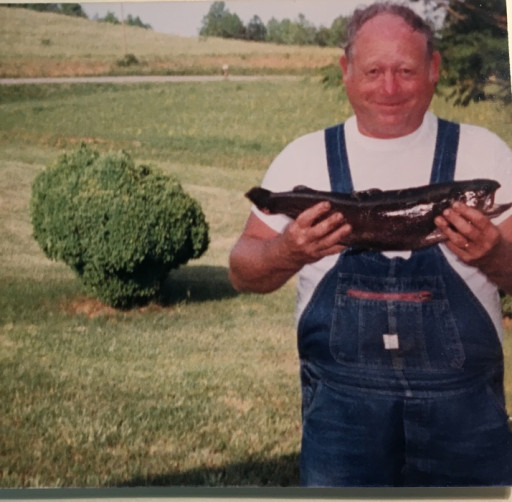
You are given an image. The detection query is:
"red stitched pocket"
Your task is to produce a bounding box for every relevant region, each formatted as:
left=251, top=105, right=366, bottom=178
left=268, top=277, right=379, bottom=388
left=346, top=289, right=432, bottom=302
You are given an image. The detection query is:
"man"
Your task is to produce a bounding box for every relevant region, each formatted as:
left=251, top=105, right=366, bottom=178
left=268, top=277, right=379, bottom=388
left=229, top=2, right=512, bottom=487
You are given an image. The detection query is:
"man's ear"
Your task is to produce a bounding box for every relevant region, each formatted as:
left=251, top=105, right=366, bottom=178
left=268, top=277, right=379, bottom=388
left=430, top=50, right=442, bottom=83
left=339, top=52, right=349, bottom=82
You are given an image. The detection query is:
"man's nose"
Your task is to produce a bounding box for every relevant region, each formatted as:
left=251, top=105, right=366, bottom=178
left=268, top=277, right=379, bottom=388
left=382, top=71, right=398, bottom=94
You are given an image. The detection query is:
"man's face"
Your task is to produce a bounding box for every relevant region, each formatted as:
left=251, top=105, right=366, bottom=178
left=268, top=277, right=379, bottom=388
left=340, top=13, right=441, bottom=139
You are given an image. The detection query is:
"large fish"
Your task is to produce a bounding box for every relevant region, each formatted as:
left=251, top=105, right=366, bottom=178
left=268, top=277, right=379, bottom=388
left=246, top=179, right=512, bottom=251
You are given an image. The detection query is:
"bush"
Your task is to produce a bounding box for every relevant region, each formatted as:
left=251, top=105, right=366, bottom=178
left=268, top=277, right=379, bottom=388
left=30, top=145, right=209, bottom=308
left=117, top=53, right=139, bottom=67
left=502, top=293, right=512, bottom=318
left=320, top=64, right=342, bottom=88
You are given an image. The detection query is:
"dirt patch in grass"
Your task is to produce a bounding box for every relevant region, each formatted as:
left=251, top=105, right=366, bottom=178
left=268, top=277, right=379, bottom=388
left=62, top=296, right=170, bottom=318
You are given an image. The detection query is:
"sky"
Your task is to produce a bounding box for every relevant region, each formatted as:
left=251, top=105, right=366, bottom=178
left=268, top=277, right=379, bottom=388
left=80, top=0, right=404, bottom=38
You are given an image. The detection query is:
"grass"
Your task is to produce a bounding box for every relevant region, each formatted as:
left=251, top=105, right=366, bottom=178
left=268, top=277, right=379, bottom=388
left=0, top=79, right=351, bottom=173
left=1, top=286, right=301, bottom=487
left=0, top=7, right=340, bottom=78
left=1, top=6, right=512, bottom=488
left=1, top=78, right=511, bottom=488
left=1, top=81, right=510, bottom=174
left=0, top=136, right=301, bottom=487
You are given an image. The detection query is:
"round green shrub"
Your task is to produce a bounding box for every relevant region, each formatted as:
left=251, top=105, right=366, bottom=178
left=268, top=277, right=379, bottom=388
left=30, top=145, right=209, bottom=308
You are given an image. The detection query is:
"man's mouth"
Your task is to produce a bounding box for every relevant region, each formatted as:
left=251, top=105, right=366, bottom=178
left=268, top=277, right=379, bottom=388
left=376, top=101, right=405, bottom=107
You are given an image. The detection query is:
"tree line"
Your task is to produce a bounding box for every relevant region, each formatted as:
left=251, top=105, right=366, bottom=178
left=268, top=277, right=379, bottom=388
left=5, top=3, right=152, bottom=29
left=200, top=0, right=510, bottom=105
left=199, top=1, right=348, bottom=47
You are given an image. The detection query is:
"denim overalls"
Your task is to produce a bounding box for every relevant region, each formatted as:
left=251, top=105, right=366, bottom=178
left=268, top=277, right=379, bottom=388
left=298, top=119, right=512, bottom=486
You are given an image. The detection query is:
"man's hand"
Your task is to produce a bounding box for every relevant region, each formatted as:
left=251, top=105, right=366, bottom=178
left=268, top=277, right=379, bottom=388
left=434, top=203, right=512, bottom=293
left=278, top=201, right=352, bottom=268
left=229, top=202, right=351, bottom=293
left=434, top=202, right=501, bottom=264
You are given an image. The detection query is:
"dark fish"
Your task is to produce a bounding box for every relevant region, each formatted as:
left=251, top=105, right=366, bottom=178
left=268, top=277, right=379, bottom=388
left=246, top=179, right=512, bottom=251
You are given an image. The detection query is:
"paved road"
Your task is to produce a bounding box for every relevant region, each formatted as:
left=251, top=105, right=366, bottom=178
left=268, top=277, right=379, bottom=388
left=0, top=75, right=301, bottom=85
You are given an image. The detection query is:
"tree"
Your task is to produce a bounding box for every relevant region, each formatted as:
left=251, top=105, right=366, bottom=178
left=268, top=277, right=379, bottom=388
left=314, top=26, right=331, bottom=47
left=6, top=3, right=60, bottom=13
left=289, top=13, right=317, bottom=45
left=265, top=14, right=317, bottom=45
left=410, top=0, right=510, bottom=105
left=126, top=14, right=152, bottom=29
left=100, top=11, right=120, bottom=25
left=6, top=3, right=86, bottom=18
left=199, top=1, right=245, bottom=39
left=265, top=17, right=287, bottom=44
left=246, top=15, right=267, bottom=41
left=59, top=3, right=86, bottom=18
left=328, top=15, right=350, bottom=48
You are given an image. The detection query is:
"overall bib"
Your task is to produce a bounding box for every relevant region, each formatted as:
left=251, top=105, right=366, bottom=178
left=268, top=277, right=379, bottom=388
left=298, top=119, right=512, bottom=487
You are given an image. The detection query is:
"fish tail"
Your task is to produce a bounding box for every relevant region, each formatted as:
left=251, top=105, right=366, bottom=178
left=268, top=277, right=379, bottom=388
left=245, top=187, right=271, bottom=210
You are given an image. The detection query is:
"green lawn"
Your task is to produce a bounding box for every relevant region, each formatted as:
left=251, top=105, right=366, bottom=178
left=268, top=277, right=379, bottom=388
left=1, top=78, right=511, bottom=487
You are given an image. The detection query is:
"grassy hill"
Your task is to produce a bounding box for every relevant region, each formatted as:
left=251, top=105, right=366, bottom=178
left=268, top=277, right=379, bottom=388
left=0, top=6, right=341, bottom=78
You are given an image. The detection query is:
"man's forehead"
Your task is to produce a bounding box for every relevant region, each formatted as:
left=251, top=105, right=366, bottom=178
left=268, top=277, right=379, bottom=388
left=356, top=13, right=423, bottom=39
left=352, top=13, right=430, bottom=53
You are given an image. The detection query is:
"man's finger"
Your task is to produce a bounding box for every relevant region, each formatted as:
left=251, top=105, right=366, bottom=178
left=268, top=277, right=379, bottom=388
left=295, top=201, right=332, bottom=228
left=449, top=202, right=489, bottom=231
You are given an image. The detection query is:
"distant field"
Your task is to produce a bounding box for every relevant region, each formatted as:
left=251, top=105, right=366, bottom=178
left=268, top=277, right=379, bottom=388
left=0, top=7, right=341, bottom=78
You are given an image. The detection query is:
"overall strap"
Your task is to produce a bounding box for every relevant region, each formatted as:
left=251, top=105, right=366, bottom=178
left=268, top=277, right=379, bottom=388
left=429, top=118, right=460, bottom=184
left=325, top=118, right=461, bottom=190
left=324, top=123, right=354, bottom=193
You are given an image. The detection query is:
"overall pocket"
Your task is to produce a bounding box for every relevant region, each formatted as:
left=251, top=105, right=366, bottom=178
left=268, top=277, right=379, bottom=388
left=329, top=273, right=465, bottom=370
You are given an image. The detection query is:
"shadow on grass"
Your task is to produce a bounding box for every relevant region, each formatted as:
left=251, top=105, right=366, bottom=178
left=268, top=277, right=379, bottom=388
left=119, top=452, right=300, bottom=487
left=159, top=265, right=239, bottom=305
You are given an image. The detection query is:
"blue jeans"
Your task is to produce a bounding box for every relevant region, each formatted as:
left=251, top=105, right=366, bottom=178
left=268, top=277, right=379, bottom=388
left=297, top=118, right=512, bottom=486
left=300, top=363, right=512, bottom=487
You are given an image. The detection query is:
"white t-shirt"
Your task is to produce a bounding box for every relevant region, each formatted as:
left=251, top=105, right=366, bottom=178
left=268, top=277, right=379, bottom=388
left=252, top=112, right=512, bottom=340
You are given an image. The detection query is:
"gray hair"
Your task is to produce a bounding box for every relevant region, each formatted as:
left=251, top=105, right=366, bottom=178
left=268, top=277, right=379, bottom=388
left=344, top=2, right=435, bottom=60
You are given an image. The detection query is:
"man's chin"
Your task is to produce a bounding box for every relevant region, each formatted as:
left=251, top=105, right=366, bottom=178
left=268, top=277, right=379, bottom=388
left=367, top=113, right=420, bottom=138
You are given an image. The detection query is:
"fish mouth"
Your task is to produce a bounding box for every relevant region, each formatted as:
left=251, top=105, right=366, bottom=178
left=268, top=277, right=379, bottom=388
left=462, top=188, right=512, bottom=218
left=483, top=200, right=512, bottom=218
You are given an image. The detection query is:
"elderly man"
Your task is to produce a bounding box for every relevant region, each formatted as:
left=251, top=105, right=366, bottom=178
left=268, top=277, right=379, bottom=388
left=229, top=2, right=512, bottom=486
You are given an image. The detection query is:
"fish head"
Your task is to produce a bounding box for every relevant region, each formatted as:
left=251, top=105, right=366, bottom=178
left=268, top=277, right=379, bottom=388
left=455, top=179, right=500, bottom=210
left=454, top=179, right=512, bottom=218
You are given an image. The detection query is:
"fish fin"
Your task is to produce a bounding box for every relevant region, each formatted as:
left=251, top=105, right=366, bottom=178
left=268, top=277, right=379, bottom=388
left=353, top=188, right=383, bottom=200
left=292, top=185, right=316, bottom=193
left=419, top=228, right=446, bottom=248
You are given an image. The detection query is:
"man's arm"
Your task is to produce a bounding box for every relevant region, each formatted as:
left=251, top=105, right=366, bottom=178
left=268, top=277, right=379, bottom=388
left=229, top=202, right=352, bottom=293
left=435, top=204, right=512, bottom=294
